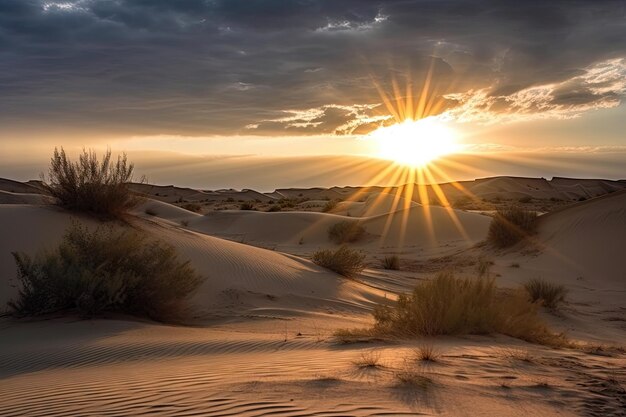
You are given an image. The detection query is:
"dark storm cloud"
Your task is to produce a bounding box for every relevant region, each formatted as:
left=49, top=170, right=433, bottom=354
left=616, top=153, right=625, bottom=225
left=1, top=0, right=626, bottom=137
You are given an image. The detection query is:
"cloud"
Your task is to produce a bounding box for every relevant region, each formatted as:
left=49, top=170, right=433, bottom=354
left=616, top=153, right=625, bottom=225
left=247, top=104, right=392, bottom=135
left=1, top=0, right=626, bottom=139
left=444, top=58, right=626, bottom=123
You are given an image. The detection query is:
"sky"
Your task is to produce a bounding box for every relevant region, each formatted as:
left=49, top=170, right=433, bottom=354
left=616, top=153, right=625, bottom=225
left=1, top=0, right=625, bottom=189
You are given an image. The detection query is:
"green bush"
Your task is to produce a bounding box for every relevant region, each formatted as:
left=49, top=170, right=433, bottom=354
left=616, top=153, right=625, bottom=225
left=9, top=223, right=204, bottom=321
left=487, top=207, right=537, bottom=248
left=372, top=272, right=564, bottom=346
left=524, top=278, right=568, bottom=309
left=44, top=147, right=140, bottom=219
left=312, top=246, right=365, bottom=277
left=328, top=220, right=366, bottom=244
left=382, top=255, right=400, bottom=270
left=267, top=205, right=281, bottom=212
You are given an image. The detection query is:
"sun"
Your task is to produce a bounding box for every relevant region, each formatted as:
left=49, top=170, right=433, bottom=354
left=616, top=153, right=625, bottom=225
left=369, top=116, right=460, bottom=167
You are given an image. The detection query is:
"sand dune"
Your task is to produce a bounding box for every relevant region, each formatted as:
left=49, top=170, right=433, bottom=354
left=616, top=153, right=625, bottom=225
left=176, top=195, right=490, bottom=254
left=1, top=180, right=625, bottom=416
left=362, top=204, right=491, bottom=247
left=130, top=183, right=273, bottom=203
left=5, top=176, right=625, bottom=208
left=1, top=319, right=623, bottom=417
left=0, top=190, right=52, bottom=205
left=531, top=191, right=626, bottom=286
left=134, top=198, right=202, bottom=222
left=0, top=178, right=43, bottom=194
left=0, top=205, right=384, bottom=319
left=334, top=192, right=419, bottom=217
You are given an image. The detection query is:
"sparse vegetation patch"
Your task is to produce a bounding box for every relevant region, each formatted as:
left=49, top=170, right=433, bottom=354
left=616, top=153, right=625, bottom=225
left=9, top=222, right=204, bottom=321
left=382, top=255, right=400, bottom=270
left=371, top=271, right=566, bottom=346
left=524, top=278, right=568, bottom=309
left=328, top=220, right=366, bottom=244
left=322, top=199, right=340, bottom=213
left=487, top=207, right=537, bottom=248
left=312, top=246, right=365, bottom=277
left=239, top=202, right=255, bottom=210
left=44, top=147, right=140, bottom=219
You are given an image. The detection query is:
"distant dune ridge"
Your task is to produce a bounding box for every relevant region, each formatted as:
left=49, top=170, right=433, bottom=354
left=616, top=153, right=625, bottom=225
left=1, top=175, right=625, bottom=416
left=122, top=176, right=626, bottom=204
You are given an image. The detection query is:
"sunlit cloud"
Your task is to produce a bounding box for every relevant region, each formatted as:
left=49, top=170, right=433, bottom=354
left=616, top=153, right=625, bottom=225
left=247, top=104, right=392, bottom=135
left=444, top=58, right=626, bottom=124
left=315, top=11, right=388, bottom=33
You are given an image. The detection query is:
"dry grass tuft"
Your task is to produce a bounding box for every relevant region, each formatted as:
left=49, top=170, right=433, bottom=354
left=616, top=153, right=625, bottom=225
left=394, top=361, right=433, bottom=389
left=322, top=199, right=340, bottom=213
left=487, top=207, right=537, bottom=248
left=476, top=257, right=493, bottom=277
left=372, top=271, right=567, bottom=347
left=414, top=344, right=441, bottom=362
left=328, top=220, right=366, bottom=244
left=181, top=203, right=201, bottom=213
left=382, top=255, right=400, bottom=270
left=353, top=350, right=382, bottom=368
left=524, top=278, right=568, bottom=309
left=239, top=202, right=255, bottom=210
left=312, top=246, right=365, bottom=277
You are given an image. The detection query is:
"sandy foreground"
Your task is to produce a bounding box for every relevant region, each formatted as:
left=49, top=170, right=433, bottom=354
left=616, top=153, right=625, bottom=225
left=1, top=177, right=625, bottom=416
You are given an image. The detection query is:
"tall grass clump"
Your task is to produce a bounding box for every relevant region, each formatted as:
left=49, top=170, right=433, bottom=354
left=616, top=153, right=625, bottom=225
left=9, top=223, right=204, bottom=321
left=328, top=220, right=366, bottom=244
left=372, top=272, right=565, bottom=346
left=487, top=207, right=537, bottom=248
left=44, top=147, right=140, bottom=219
left=312, top=246, right=365, bottom=277
left=382, top=255, right=400, bottom=270
left=524, top=278, right=568, bottom=309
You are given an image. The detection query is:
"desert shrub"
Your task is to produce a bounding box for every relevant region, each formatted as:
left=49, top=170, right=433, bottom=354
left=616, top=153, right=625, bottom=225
left=8, top=223, right=204, bottom=321
left=225, top=197, right=235, bottom=202
left=44, top=147, right=140, bottom=219
left=578, top=196, right=587, bottom=201
left=278, top=198, right=296, bottom=208
left=181, top=203, right=201, bottom=213
left=239, top=202, right=255, bottom=210
left=267, top=205, right=281, bottom=212
left=312, top=246, right=365, bottom=277
left=518, top=196, right=532, bottom=203
left=487, top=207, right=537, bottom=248
left=524, top=278, right=568, bottom=309
left=328, top=221, right=366, bottom=244
left=382, top=255, right=400, bottom=270
left=372, top=272, right=564, bottom=346
left=322, top=199, right=340, bottom=213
